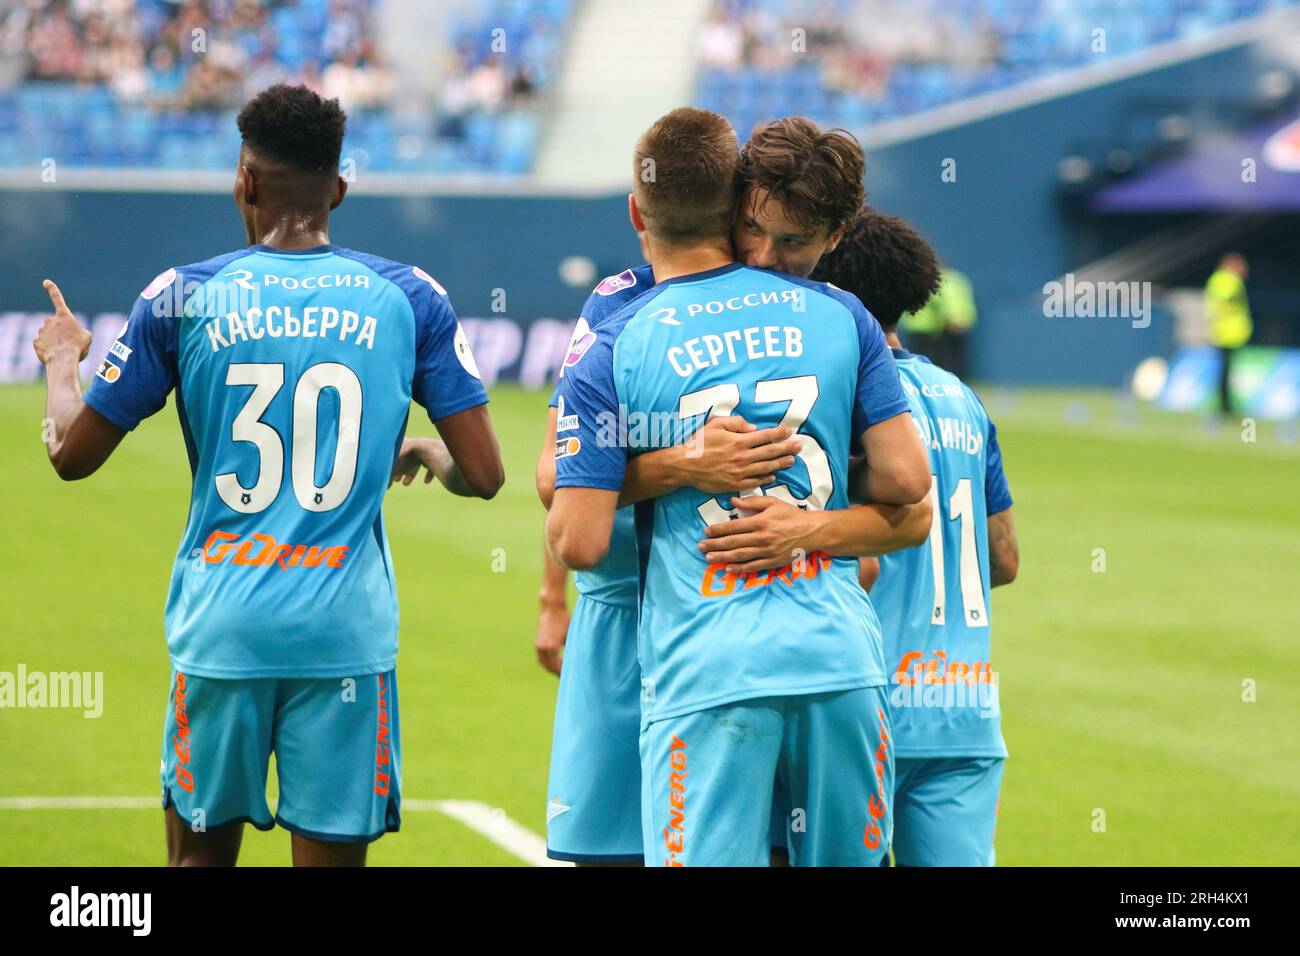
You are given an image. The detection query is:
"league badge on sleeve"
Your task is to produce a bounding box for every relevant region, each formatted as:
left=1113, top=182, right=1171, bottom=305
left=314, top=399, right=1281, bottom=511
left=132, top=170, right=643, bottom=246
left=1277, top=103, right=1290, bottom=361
left=452, top=322, right=481, bottom=379
left=412, top=266, right=448, bottom=295
left=594, top=269, right=638, bottom=296
left=140, top=268, right=176, bottom=300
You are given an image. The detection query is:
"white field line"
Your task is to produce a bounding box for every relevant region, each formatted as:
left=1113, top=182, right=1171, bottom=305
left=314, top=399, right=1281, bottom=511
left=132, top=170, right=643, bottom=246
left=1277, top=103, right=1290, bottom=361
left=410, top=799, right=566, bottom=868
left=0, top=796, right=566, bottom=867
left=0, top=796, right=158, bottom=810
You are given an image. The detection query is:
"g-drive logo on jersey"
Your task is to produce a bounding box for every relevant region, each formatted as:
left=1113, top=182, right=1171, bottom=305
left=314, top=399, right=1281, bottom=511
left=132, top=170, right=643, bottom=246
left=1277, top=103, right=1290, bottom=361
left=202, top=530, right=349, bottom=570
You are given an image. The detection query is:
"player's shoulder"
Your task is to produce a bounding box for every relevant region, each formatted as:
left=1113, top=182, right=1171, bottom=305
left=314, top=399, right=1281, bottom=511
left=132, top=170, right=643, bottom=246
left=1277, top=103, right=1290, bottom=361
left=601, top=279, right=673, bottom=333
left=908, top=353, right=990, bottom=418
left=591, top=264, right=654, bottom=301
left=583, top=264, right=656, bottom=328
left=128, top=248, right=258, bottom=322
left=147, top=247, right=257, bottom=295
left=330, top=246, right=452, bottom=309
left=173, top=247, right=258, bottom=280
left=768, top=268, right=862, bottom=314
left=564, top=282, right=668, bottom=378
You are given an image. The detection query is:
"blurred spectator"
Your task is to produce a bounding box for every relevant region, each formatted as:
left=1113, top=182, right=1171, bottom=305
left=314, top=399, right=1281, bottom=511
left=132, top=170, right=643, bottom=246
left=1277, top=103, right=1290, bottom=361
left=698, top=10, right=743, bottom=70
left=901, top=267, right=977, bottom=378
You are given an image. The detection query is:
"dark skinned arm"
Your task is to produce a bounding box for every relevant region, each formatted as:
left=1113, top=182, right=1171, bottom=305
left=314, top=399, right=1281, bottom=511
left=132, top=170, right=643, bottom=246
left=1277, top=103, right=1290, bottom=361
left=33, top=280, right=126, bottom=481
left=393, top=404, right=504, bottom=499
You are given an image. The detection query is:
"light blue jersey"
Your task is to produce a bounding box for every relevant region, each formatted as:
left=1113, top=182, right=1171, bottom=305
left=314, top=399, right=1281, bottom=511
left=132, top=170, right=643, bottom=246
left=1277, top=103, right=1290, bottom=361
left=555, top=264, right=911, bottom=724
left=549, top=266, right=654, bottom=608
left=83, top=243, right=488, bottom=679
left=872, top=350, right=1012, bottom=758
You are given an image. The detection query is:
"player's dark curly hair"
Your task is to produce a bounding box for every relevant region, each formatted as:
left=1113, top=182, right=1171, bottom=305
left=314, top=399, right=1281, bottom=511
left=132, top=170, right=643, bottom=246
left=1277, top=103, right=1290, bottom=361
left=811, top=208, right=941, bottom=331
left=236, top=84, right=346, bottom=175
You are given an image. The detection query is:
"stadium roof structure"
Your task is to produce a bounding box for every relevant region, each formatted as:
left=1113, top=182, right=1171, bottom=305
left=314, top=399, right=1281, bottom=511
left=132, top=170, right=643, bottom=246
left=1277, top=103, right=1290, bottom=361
left=1089, top=113, right=1300, bottom=212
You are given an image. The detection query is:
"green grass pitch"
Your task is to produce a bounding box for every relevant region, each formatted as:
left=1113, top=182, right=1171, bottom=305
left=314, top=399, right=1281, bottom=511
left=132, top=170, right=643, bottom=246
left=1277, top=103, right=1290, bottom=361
left=1, top=382, right=1296, bottom=865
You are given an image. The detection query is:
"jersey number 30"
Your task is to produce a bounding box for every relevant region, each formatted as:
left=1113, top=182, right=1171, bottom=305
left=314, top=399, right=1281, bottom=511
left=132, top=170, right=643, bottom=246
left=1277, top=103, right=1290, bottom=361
left=216, top=362, right=362, bottom=514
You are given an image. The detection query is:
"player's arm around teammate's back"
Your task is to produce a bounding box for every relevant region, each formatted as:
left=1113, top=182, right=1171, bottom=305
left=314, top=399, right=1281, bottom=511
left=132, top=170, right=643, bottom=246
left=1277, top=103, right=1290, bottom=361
left=543, top=416, right=802, bottom=571
left=855, top=412, right=932, bottom=506
left=697, top=493, right=933, bottom=574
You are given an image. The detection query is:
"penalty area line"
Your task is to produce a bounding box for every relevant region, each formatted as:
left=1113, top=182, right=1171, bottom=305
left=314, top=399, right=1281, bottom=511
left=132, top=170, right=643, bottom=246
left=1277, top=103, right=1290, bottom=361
left=0, top=796, right=565, bottom=867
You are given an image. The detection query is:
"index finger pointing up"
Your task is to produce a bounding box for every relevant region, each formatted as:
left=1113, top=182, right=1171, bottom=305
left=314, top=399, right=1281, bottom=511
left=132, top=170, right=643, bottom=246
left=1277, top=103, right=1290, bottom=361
left=42, top=279, right=69, bottom=314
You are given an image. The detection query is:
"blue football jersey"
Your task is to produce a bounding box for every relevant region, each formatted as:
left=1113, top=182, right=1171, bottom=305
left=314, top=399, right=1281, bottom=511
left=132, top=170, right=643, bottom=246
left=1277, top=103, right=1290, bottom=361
left=554, top=263, right=911, bottom=724
left=83, top=244, right=488, bottom=679
left=548, top=266, right=654, bottom=608
left=872, top=350, right=1013, bottom=758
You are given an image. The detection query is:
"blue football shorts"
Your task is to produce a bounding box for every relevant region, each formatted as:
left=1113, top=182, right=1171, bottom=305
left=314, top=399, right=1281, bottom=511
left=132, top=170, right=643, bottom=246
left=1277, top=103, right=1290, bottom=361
left=890, top=756, right=1005, bottom=866
left=160, top=667, right=400, bottom=843
left=545, top=596, right=643, bottom=863
left=642, top=686, right=893, bottom=867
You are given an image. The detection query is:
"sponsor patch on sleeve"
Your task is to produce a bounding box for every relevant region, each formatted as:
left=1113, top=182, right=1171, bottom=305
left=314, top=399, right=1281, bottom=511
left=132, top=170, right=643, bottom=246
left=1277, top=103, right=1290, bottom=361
left=108, top=339, right=132, bottom=362
left=555, top=436, right=581, bottom=459
left=556, top=396, right=579, bottom=433
left=95, top=359, right=121, bottom=384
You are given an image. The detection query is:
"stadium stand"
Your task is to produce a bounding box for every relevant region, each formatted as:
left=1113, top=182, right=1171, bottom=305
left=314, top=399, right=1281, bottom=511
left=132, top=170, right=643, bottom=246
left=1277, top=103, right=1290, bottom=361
left=694, top=0, right=1300, bottom=138
left=0, top=0, right=573, bottom=173
left=4, top=0, right=1294, bottom=176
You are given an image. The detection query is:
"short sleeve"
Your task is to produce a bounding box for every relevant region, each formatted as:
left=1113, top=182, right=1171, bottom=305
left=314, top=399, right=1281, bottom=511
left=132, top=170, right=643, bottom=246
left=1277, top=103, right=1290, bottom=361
left=848, top=299, right=910, bottom=437
left=553, top=331, right=626, bottom=492
left=411, top=282, right=489, bottom=421
left=82, top=270, right=180, bottom=431
left=984, top=418, right=1013, bottom=516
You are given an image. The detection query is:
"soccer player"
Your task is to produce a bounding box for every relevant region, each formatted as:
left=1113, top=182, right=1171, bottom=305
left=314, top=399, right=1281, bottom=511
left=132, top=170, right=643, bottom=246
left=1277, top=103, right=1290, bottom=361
left=535, top=261, right=801, bottom=864
left=31, top=84, right=503, bottom=867
left=811, top=211, right=1020, bottom=866
left=547, top=108, right=930, bottom=866
left=535, top=118, right=931, bottom=865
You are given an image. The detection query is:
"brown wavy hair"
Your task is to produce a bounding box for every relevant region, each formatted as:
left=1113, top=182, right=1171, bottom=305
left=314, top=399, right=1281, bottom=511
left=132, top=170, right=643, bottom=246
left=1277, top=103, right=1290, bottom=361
left=739, top=118, right=865, bottom=235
